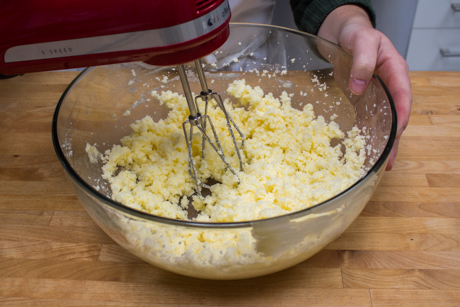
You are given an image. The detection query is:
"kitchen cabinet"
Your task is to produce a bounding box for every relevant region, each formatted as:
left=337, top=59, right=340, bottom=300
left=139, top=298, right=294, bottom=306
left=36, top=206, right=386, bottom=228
left=406, top=0, right=460, bottom=71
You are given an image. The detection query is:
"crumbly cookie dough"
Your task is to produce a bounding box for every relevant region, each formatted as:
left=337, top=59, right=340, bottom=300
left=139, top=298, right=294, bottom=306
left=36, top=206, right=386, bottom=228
left=100, top=79, right=366, bottom=222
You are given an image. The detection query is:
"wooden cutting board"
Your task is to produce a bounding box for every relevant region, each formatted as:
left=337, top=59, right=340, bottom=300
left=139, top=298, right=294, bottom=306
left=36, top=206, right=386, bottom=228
left=0, top=71, right=459, bottom=306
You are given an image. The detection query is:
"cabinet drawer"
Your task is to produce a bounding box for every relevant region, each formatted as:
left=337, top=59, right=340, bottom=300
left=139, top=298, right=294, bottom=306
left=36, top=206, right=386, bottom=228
left=413, top=0, right=460, bottom=28
left=406, top=29, right=460, bottom=71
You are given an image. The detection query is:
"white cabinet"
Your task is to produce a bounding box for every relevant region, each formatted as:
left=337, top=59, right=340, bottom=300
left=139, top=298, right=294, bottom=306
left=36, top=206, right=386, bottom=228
left=412, top=0, right=460, bottom=28
left=406, top=0, right=460, bottom=71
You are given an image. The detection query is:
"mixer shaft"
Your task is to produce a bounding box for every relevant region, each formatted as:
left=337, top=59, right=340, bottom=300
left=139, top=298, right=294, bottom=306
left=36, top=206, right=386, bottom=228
left=194, top=59, right=245, bottom=171
left=177, top=62, right=244, bottom=192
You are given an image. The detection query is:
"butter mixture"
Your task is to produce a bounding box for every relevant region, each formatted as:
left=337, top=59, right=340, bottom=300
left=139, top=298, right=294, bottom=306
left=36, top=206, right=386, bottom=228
left=100, top=79, right=367, bottom=222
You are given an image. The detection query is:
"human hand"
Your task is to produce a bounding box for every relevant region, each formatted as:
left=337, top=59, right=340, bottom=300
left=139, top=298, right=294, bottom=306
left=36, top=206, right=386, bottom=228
left=318, top=5, right=412, bottom=170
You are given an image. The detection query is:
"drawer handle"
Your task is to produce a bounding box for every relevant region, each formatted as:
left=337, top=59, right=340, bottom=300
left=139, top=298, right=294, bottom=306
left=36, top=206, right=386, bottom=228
left=452, top=3, right=460, bottom=11
left=440, top=49, right=460, bottom=57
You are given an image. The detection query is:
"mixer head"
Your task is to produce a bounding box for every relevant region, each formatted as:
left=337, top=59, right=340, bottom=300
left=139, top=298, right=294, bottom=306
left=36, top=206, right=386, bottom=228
left=0, top=0, right=231, bottom=75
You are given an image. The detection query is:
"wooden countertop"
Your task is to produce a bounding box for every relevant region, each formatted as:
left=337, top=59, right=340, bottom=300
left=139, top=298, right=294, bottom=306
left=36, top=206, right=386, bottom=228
left=0, top=71, right=459, bottom=306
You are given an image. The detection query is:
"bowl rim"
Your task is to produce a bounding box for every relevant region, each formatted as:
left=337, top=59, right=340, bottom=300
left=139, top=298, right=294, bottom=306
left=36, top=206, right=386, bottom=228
left=52, top=22, right=397, bottom=229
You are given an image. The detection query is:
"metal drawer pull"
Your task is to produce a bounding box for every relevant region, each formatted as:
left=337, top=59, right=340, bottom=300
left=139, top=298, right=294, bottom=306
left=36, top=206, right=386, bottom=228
left=452, top=3, right=460, bottom=11
left=440, top=49, right=460, bottom=57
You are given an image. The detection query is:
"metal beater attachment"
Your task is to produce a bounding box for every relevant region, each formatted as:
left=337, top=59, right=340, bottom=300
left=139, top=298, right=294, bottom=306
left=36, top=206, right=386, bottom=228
left=178, top=61, right=245, bottom=192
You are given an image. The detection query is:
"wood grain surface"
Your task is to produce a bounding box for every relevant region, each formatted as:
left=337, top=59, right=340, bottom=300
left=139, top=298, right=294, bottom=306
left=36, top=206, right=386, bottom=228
left=0, top=71, right=459, bottom=306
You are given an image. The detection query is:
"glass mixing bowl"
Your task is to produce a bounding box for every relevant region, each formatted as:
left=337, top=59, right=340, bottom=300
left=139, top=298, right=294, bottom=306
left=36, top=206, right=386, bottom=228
left=52, top=23, right=396, bottom=280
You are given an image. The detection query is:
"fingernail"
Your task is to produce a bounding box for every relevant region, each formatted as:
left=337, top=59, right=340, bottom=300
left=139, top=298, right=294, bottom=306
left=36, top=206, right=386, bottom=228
left=351, top=78, right=366, bottom=94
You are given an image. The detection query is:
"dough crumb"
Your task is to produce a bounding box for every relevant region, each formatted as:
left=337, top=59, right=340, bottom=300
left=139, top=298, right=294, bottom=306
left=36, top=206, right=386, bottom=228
left=86, top=143, right=100, bottom=163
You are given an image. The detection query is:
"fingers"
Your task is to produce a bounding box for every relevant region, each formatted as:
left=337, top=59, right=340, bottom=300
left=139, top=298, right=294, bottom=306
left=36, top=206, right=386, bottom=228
left=386, top=137, right=400, bottom=170
left=384, top=76, right=412, bottom=170
left=376, top=48, right=412, bottom=133
left=374, top=39, right=412, bottom=170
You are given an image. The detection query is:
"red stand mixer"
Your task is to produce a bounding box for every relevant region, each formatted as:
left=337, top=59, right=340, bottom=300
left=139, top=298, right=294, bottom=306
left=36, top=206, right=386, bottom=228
left=0, top=0, right=244, bottom=190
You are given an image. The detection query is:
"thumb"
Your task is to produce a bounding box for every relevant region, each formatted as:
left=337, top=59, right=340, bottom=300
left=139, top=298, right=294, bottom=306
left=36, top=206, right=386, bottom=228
left=343, top=31, right=379, bottom=95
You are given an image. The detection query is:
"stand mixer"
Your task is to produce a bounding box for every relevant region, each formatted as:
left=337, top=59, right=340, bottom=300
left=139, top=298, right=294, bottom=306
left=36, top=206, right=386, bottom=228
left=0, top=0, right=244, bottom=191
